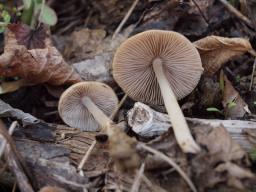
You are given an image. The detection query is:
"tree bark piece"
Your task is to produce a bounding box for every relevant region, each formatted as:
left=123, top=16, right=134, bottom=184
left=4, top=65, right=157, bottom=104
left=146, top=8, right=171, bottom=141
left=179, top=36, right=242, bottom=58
left=128, top=102, right=256, bottom=151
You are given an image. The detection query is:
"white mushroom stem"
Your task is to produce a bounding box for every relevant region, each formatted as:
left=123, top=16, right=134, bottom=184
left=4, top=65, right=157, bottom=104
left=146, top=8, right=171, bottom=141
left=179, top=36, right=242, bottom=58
left=152, top=58, right=201, bottom=153
left=81, top=97, right=113, bottom=128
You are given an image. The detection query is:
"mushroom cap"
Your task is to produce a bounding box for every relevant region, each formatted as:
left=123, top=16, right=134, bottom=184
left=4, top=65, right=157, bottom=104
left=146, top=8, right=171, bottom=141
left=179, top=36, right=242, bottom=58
left=113, top=30, right=203, bottom=105
left=58, top=81, right=118, bottom=131
left=39, top=186, right=67, bottom=192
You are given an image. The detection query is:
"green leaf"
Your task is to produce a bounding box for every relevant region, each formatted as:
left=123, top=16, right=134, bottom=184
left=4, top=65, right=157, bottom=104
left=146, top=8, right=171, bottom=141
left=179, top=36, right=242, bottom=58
left=23, top=0, right=32, bottom=9
left=249, top=148, right=256, bottom=162
left=253, top=101, right=256, bottom=105
left=21, top=0, right=34, bottom=26
left=37, top=4, right=57, bottom=26
left=227, top=101, right=236, bottom=109
left=206, top=107, right=223, bottom=114
left=1, top=10, right=11, bottom=23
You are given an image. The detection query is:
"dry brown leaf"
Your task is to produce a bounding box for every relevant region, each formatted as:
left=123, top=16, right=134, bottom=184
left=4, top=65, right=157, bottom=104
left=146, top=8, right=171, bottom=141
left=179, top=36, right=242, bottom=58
left=192, top=125, right=254, bottom=191
left=65, top=28, right=106, bottom=61
left=0, top=79, right=27, bottom=94
left=223, top=75, right=250, bottom=118
left=8, top=23, right=47, bottom=50
left=0, top=29, right=81, bottom=86
left=70, top=26, right=134, bottom=84
left=195, top=125, right=247, bottom=162
left=194, top=36, right=255, bottom=76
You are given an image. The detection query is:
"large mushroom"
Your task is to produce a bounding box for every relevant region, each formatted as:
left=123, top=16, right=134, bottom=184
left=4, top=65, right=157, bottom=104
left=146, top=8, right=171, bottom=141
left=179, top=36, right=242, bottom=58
left=113, top=30, right=204, bottom=153
left=58, top=81, right=118, bottom=131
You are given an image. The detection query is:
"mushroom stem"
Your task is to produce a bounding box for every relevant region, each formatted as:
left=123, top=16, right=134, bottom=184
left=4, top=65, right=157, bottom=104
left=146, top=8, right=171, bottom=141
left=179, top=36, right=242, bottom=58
left=152, top=58, right=201, bottom=153
left=82, top=97, right=113, bottom=128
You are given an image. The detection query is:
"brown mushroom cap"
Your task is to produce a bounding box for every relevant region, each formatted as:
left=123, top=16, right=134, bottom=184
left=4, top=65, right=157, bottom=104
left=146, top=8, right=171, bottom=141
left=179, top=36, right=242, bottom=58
left=39, top=186, right=67, bottom=192
left=58, top=81, right=118, bottom=131
left=113, top=30, right=203, bottom=105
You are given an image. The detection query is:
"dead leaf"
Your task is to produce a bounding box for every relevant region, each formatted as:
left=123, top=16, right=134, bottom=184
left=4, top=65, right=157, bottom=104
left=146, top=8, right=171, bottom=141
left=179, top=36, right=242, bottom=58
left=70, top=26, right=134, bottom=84
left=196, top=125, right=247, bottom=162
left=194, top=36, right=255, bottom=76
left=0, top=98, right=39, bottom=126
left=215, top=162, right=255, bottom=190
left=191, top=125, right=253, bottom=191
left=0, top=79, right=28, bottom=94
left=8, top=23, right=48, bottom=50
left=65, top=28, right=106, bottom=61
left=72, top=53, right=113, bottom=84
left=105, top=171, right=152, bottom=192
left=223, top=74, right=250, bottom=118
left=0, top=29, right=82, bottom=86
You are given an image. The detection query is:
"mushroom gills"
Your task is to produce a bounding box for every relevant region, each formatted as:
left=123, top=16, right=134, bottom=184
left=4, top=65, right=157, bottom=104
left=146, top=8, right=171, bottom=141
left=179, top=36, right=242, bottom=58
left=152, top=57, right=201, bottom=153
left=81, top=96, right=113, bottom=128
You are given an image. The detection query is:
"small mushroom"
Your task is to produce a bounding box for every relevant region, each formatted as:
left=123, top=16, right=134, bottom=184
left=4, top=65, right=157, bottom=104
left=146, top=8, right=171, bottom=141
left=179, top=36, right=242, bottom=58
left=113, top=30, right=204, bottom=153
left=58, top=81, right=118, bottom=131
left=59, top=82, right=140, bottom=170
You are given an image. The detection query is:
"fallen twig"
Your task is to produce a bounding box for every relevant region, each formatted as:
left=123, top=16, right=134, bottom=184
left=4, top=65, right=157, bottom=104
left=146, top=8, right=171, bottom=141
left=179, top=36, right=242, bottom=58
left=109, top=94, right=128, bottom=120
left=77, top=140, right=97, bottom=176
left=0, top=120, right=35, bottom=192
left=130, top=162, right=145, bottom=192
left=191, top=0, right=209, bottom=25
left=249, top=57, right=256, bottom=91
left=219, top=0, right=253, bottom=27
left=138, top=143, right=197, bottom=192
left=112, top=0, right=139, bottom=39
left=128, top=102, right=256, bottom=151
left=0, top=121, right=17, bottom=158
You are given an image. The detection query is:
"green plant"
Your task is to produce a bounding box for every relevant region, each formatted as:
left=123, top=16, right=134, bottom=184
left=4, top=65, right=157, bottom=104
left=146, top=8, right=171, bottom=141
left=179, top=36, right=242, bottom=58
left=235, top=74, right=241, bottom=83
left=0, top=4, right=11, bottom=33
left=21, top=0, right=57, bottom=28
left=206, top=107, right=224, bottom=115
left=227, top=101, right=236, bottom=109
left=249, top=148, right=256, bottom=162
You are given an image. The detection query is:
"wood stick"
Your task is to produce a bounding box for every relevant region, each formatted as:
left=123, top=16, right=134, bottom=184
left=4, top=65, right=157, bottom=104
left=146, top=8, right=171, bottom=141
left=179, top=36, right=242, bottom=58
left=219, top=0, right=253, bottom=27
left=128, top=102, right=256, bottom=151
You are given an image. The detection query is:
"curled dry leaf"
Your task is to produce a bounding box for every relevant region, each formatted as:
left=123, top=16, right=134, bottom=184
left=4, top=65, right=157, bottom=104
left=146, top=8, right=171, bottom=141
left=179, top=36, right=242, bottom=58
left=194, top=36, right=255, bottom=76
left=223, top=74, right=250, bottom=118
left=0, top=27, right=81, bottom=86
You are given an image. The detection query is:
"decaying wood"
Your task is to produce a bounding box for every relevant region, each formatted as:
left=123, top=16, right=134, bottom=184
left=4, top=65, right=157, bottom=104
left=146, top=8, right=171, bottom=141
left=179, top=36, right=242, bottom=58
left=128, top=102, right=256, bottom=151
left=15, top=139, right=90, bottom=191
left=0, top=120, right=35, bottom=192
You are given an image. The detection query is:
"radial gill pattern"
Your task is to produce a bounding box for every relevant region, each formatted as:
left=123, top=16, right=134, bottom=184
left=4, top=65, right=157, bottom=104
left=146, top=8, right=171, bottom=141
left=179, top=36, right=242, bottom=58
left=58, top=82, right=118, bottom=131
left=113, top=30, right=204, bottom=105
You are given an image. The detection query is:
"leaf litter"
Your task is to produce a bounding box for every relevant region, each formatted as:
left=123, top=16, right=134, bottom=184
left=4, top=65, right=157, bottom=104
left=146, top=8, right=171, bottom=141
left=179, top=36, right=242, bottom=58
left=0, top=0, right=256, bottom=192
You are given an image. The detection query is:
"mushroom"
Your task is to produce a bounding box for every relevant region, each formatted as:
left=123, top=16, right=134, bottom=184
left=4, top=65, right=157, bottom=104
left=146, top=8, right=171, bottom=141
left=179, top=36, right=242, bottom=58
left=58, top=81, right=118, bottom=131
left=113, top=30, right=204, bottom=153
left=59, top=81, right=140, bottom=170
left=39, top=186, right=67, bottom=192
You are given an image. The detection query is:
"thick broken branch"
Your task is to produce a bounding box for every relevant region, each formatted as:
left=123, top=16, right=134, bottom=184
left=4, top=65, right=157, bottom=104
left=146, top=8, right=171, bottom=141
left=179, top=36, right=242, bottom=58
left=128, top=102, right=256, bottom=151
